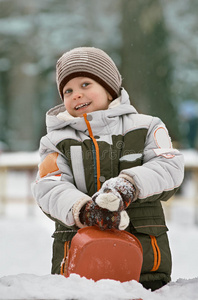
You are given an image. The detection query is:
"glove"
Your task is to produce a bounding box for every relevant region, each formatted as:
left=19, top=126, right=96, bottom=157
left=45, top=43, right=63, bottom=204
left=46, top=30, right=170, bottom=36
left=93, top=177, right=136, bottom=212
left=72, top=177, right=136, bottom=230
left=80, top=200, right=129, bottom=231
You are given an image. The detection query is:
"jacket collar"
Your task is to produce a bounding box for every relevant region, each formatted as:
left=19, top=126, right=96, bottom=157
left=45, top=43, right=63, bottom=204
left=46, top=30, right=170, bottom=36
left=46, top=88, right=137, bottom=134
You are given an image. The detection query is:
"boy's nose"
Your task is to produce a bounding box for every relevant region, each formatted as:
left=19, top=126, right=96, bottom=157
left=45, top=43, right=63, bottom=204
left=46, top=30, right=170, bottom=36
left=73, top=93, right=83, bottom=100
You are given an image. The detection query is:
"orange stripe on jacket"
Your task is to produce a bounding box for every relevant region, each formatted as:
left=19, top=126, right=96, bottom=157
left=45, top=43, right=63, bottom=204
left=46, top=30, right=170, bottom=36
left=39, top=152, right=59, bottom=178
left=150, top=235, right=161, bottom=272
left=61, top=241, right=70, bottom=277
left=83, top=114, right=101, bottom=191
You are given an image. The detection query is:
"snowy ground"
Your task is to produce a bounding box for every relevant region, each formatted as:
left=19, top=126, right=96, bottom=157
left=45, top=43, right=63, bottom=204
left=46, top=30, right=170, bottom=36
left=0, top=166, right=198, bottom=299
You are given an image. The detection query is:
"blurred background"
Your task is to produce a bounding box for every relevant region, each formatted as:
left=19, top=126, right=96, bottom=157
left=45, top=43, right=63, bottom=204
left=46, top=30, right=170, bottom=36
left=0, top=0, right=198, bottom=281
left=0, top=0, right=198, bottom=151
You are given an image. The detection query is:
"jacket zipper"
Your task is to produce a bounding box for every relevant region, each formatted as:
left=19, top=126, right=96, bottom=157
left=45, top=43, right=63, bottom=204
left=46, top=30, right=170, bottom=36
left=83, top=113, right=101, bottom=192
left=150, top=235, right=161, bottom=272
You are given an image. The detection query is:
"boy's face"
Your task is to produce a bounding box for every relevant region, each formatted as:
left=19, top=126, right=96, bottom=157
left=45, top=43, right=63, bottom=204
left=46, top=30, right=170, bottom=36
left=63, top=77, right=113, bottom=117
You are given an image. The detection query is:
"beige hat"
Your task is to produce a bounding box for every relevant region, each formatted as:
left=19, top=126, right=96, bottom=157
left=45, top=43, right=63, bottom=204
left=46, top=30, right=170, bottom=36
left=56, top=47, right=122, bottom=100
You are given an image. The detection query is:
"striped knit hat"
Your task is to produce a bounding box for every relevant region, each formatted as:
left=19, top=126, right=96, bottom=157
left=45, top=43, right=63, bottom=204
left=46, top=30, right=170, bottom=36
left=56, top=47, right=122, bottom=100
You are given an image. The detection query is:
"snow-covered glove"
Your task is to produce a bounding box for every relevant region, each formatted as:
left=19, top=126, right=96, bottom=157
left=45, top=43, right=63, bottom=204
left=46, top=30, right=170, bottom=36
left=92, top=177, right=136, bottom=212
left=72, top=196, right=130, bottom=230
left=80, top=200, right=129, bottom=230
left=80, top=200, right=119, bottom=230
left=72, top=177, right=136, bottom=230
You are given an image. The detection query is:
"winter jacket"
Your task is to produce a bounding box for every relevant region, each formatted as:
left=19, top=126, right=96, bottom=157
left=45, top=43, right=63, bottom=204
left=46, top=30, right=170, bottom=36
left=32, top=88, right=184, bottom=284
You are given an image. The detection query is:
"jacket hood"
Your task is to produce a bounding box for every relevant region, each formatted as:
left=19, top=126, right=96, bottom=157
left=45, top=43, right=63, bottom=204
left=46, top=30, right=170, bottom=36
left=45, top=88, right=138, bottom=133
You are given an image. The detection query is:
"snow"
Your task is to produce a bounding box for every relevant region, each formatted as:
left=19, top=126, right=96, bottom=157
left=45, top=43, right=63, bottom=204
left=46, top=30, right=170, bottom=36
left=1, top=150, right=198, bottom=299
left=1, top=274, right=198, bottom=300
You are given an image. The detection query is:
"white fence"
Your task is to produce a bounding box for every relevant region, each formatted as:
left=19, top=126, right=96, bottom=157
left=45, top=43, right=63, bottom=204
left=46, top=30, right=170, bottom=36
left=0, top=151, right=39, bottom=215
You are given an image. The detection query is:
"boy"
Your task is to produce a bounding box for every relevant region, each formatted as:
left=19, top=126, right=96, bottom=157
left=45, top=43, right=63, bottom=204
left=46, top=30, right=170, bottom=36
left=32, top=47, right=184, bottom=291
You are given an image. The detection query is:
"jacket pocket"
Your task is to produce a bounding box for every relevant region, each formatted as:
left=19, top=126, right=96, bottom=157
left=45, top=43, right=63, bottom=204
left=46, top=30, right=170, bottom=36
left=130, top=215, right=168, bottom=237
left=127, top=201, right=168, bottom=237
left=131, top=219, right=167, bottom=272
left=128, top=222, right=171, bottom=276
left=130, top=221, right=167, bottom=273
left=52, top=223, right=78, bottom=242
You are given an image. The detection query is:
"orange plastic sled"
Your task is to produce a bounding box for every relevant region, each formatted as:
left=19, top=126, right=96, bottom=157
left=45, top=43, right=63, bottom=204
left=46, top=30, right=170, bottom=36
left=66, top=226, right=143, bottom=282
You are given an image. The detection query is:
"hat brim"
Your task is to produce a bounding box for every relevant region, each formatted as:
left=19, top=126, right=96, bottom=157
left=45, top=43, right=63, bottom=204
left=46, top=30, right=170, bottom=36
left=59, top=71, right=118, bottom=100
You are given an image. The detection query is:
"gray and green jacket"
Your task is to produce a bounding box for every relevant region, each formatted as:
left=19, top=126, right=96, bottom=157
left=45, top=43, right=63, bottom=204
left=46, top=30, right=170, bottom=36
left=32, top=88, right=184, bottom=283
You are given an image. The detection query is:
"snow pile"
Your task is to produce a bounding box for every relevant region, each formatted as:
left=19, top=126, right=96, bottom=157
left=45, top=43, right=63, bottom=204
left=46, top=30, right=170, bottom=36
left=0, top=273, right=197, bottom=300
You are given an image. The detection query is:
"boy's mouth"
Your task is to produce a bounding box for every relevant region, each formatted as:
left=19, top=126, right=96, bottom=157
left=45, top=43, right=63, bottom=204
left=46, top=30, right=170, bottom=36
left=75, top=102, right=91, bottom=110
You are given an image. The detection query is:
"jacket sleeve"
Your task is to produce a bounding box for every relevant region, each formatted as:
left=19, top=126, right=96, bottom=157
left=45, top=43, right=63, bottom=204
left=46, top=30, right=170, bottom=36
left=31, top=135, right=91, bottom=227
left=120, top=117, right=184, bottom=202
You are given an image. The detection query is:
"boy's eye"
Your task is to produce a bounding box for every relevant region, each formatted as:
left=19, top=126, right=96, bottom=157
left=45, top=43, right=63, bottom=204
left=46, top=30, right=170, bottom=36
left=82, top=82, right=90, bottom=88
left=65, top=88, right=72, bottom=94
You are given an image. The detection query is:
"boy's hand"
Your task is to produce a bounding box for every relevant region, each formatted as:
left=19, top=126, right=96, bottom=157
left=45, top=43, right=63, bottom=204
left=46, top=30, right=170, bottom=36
left=73, top=177, right=135, bottom=230
left=80, top=200, right=129, bottom=230
left=92, top=177, right=136, bottom=212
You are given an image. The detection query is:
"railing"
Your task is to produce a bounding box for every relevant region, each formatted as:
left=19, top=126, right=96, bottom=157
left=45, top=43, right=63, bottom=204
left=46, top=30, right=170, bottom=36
left=181, top=150, right=198, bottom=224
left=0, top=151, right=40, bottom=215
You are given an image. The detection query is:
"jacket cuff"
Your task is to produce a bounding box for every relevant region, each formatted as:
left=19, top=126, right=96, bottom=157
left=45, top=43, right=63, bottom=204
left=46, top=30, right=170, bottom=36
left=118, top=174, right=139, bottom=201
left=72, top=197, right=91, bottom=228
